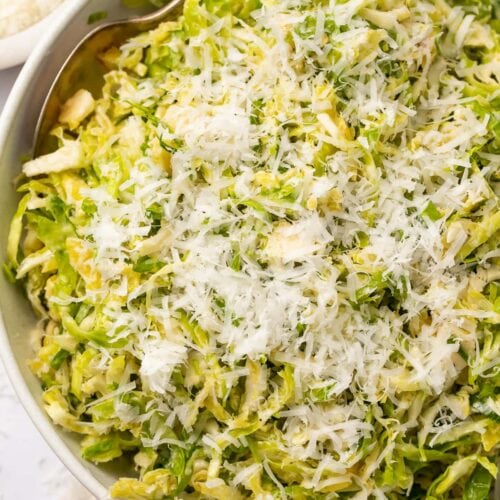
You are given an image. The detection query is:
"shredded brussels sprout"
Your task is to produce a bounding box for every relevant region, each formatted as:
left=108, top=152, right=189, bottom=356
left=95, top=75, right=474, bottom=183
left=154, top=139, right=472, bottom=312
left=6, top=0, right=499, bottom=498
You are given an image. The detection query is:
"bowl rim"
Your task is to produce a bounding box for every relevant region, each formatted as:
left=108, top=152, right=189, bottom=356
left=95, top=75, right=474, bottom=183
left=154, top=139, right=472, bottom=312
left=0, top=0, right=108, bottom=497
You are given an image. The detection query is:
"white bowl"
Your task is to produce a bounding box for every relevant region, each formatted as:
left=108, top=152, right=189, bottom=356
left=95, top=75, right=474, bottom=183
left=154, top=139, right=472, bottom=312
left=0, top=1, right=126, bottom=497
left=0, top=3, right=69, bottom=70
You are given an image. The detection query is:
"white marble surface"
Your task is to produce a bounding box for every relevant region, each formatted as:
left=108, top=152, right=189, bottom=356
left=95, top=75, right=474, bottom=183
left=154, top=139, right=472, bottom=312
left=0, top=66, right=95, bottom=500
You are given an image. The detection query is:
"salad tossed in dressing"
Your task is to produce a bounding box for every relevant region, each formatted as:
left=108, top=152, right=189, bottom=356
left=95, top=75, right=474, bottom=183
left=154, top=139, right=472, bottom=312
left=5, top=0, right=500, bottom=498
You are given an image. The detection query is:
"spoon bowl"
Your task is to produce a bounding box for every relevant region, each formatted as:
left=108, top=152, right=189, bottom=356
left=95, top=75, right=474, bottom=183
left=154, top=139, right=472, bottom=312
left=35, top=0, right=184, bottom=156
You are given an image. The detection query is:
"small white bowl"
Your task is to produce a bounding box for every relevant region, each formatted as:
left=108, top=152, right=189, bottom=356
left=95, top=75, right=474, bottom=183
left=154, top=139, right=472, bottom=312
left=0, top=4, right=69, bottom=70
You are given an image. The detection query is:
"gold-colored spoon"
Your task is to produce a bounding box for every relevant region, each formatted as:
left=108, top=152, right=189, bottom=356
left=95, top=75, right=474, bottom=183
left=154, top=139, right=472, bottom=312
left=35, top=0, right=184, bottom=156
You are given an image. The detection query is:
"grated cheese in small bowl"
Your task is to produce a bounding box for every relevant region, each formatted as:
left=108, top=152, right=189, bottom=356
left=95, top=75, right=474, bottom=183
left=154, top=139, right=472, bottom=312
left=0, top=0, right=65, bottom=39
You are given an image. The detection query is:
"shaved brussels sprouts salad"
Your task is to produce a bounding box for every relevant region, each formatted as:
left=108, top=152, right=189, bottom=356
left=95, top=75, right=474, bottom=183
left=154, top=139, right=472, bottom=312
left=5, top=0, right=500, bottom=498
